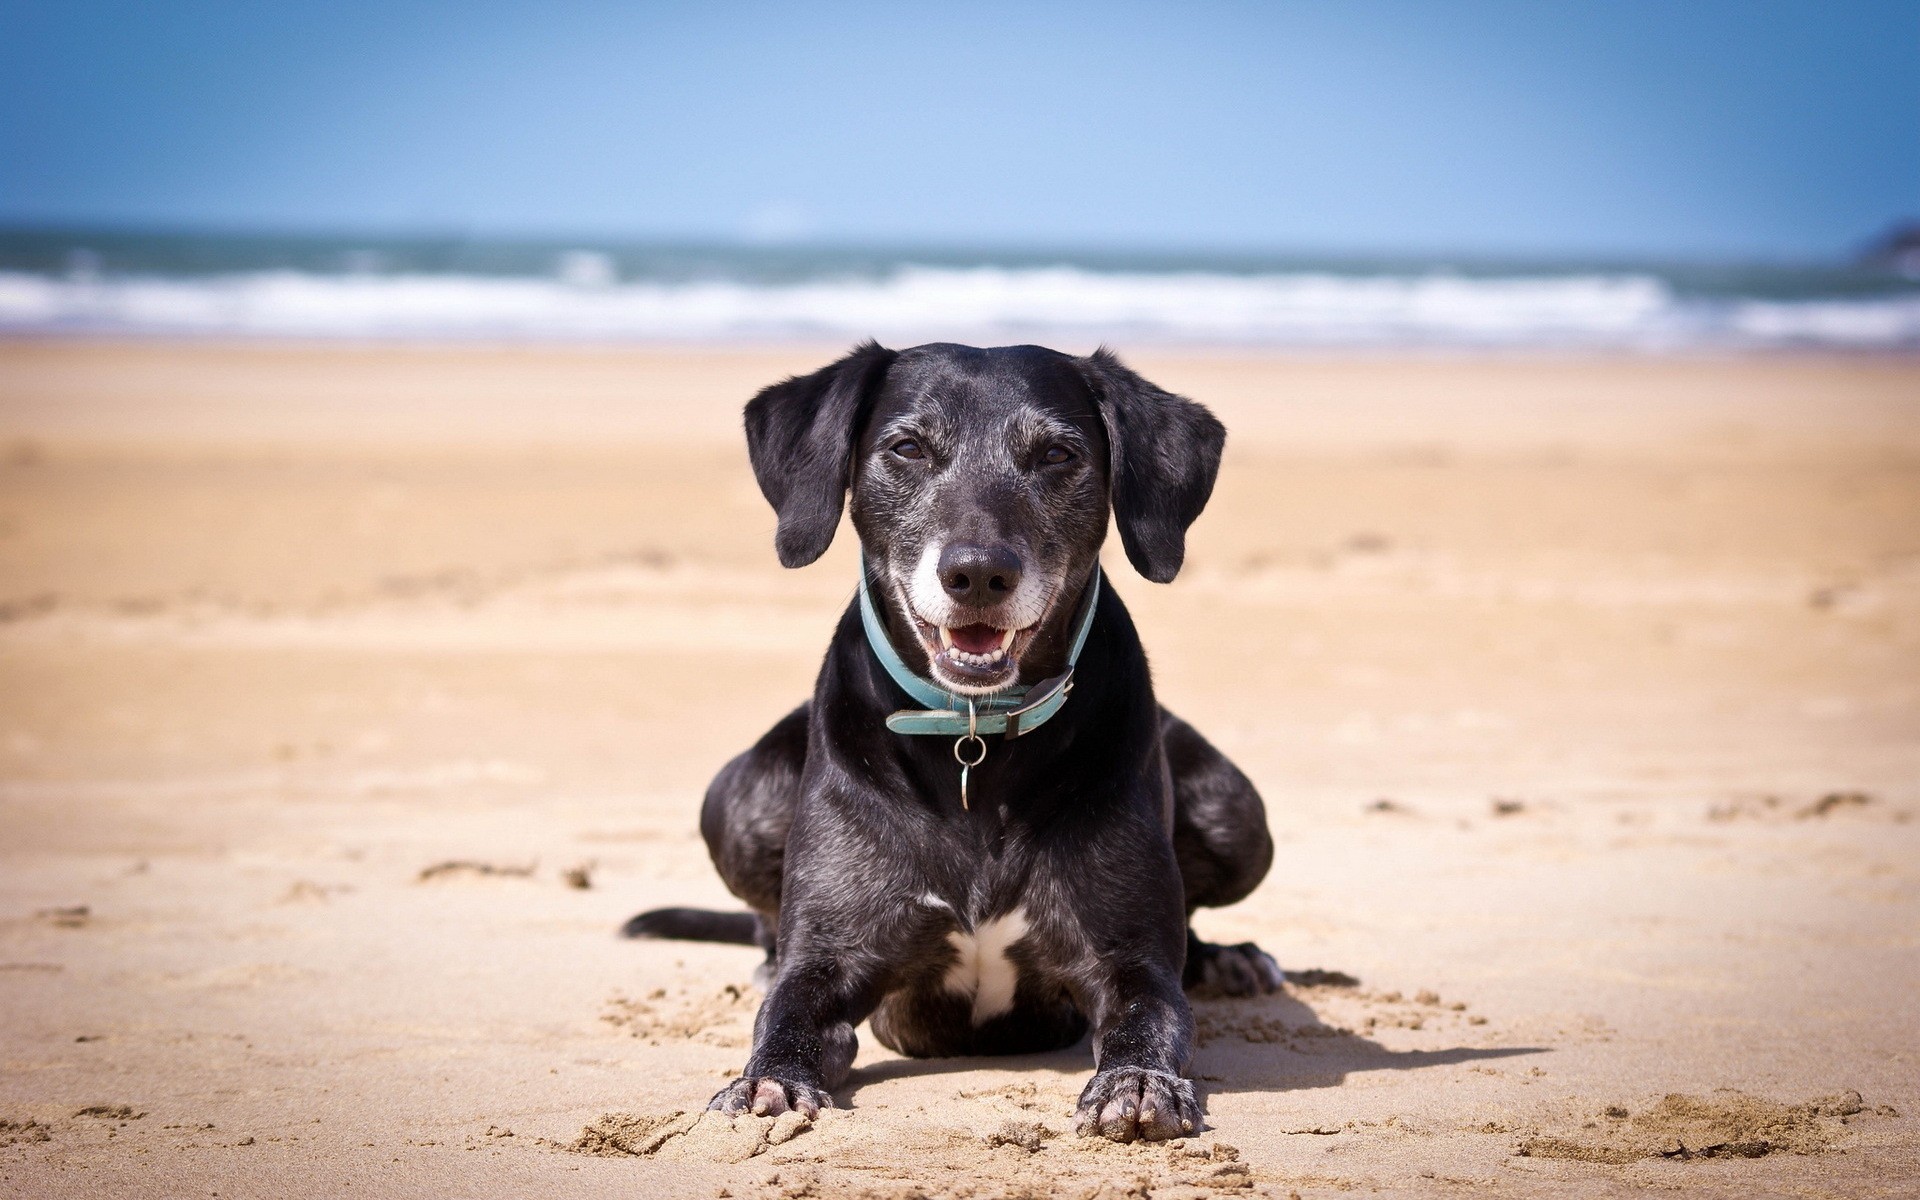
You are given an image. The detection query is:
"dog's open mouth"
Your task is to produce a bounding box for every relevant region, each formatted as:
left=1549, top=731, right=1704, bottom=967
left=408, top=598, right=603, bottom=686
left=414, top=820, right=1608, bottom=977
left=907, top=612, right=1036, bottom=690
left=940, top=622, right=1018, bottom=668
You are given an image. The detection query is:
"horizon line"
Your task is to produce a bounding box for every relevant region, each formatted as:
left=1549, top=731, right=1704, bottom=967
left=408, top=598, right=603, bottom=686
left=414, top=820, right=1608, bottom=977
left=2, top=217, right=1913, bottom=273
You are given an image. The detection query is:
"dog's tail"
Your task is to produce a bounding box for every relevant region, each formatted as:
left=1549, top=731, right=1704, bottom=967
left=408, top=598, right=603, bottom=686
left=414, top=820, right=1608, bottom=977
left=621, top=906, right=762, bottom=945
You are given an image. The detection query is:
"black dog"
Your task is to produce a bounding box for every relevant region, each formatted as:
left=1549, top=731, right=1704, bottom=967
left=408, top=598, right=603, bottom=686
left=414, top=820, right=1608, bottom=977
left=626, top=342, right=1279, bottom=1142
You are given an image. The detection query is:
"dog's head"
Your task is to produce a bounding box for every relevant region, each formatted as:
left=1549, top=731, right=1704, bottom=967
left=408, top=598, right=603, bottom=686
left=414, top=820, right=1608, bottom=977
left=744, top=341, right=1224, bottom=695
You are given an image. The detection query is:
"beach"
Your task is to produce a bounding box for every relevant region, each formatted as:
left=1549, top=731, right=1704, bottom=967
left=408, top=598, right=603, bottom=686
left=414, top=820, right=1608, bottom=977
left=1, top=340, right=1916, bottom=1197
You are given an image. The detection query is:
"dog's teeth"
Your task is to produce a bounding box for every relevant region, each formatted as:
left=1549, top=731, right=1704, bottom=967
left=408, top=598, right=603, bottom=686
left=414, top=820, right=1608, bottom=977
left=938, top=626, right=954, bottom=649
left=999, top=628, right=1016, bottom=650
left=950, top=647, right=1005, bottom=667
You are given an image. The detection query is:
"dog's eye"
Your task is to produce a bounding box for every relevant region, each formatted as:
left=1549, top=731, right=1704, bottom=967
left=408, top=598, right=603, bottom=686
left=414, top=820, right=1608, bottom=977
left=891, top=439, right=926, bottom=460
left=1041, top=444, right=1075, bottom=466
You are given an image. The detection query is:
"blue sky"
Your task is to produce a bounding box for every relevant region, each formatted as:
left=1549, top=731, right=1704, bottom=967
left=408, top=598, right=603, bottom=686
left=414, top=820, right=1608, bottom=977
left=4, top=1, right=1916, bottom=258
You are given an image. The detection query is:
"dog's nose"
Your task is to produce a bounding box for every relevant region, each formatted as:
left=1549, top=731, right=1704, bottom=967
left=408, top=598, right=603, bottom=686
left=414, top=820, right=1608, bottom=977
left=938, top=543, right=1023, bottom=606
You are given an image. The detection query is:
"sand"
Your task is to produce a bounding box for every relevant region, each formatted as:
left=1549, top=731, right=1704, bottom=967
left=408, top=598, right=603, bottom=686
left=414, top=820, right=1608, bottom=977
left=0, top=341, right=1916, bottom=1198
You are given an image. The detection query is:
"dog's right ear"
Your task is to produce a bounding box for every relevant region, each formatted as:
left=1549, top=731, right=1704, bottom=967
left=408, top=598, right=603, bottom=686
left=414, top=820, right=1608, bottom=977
left=743, top=340, right=897, bottom=567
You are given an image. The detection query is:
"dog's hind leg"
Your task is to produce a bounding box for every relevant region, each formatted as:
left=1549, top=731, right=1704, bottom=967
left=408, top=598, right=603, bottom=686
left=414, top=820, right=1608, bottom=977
left=623, top=704, right=808, bottom=984
left=1162, top=708, right=1285, bottom=996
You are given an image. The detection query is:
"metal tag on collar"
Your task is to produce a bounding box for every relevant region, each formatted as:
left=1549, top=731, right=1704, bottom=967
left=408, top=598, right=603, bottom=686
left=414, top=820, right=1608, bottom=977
left=953, top=698, right=986, bottom=810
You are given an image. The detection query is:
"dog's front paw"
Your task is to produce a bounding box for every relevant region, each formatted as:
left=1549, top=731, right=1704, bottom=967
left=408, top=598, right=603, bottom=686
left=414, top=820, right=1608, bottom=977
left=1187, top=940, right=1285, bottom=998
left=709, top=1073, right=833, bottom=1119
left=1074, top=1067, right=1200, bottom=1142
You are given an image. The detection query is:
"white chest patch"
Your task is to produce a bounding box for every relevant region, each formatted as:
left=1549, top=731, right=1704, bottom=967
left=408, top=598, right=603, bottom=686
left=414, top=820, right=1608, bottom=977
left=941, top=908, right=1030, bottom=1026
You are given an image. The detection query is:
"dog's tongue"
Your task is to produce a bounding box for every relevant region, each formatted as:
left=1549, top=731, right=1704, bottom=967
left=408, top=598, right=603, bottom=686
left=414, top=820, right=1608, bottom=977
left=948, top=624, right=1003, bottom=655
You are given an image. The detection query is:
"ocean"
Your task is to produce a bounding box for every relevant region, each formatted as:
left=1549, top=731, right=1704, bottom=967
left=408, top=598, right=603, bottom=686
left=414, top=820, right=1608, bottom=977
left=2, top=227, right=1916, bottom=350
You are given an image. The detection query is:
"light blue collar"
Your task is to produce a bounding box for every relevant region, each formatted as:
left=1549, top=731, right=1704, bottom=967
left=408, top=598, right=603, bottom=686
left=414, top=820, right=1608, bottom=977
left=858, top=562, right=1100, bottom=739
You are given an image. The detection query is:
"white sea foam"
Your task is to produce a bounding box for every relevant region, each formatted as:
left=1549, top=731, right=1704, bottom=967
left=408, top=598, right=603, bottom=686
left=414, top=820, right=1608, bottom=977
left=0, top=265, right=1915, bottom=349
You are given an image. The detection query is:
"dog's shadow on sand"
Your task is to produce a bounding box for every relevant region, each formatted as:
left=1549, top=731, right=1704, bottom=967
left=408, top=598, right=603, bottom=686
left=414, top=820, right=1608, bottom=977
left=841, top=983, right=1546, bottom=1108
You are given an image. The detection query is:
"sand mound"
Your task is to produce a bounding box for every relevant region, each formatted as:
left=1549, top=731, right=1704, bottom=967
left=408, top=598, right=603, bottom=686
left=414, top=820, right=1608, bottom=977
left=568, top=1109, right=812, bottom=1163
left=1516, top=1090, right=1878, bottom=1163
left=1281, top=969, right=1360, bottom=989
left=1, top=1119, right=53, bottom=1147
left=566, top=1108, right=1261, bottom=1198
left=414, top=859, right=535, bottom=882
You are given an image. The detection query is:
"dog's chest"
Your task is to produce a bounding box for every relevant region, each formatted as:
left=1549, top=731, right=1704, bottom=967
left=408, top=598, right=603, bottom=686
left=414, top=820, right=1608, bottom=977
left=923, top=895, right=1030, bottom=1026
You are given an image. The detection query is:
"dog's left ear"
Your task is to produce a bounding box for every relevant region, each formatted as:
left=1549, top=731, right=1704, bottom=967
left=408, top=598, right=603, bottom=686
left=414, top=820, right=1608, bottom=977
left=1077, top=348, right=1226, bottom=583
left=743, top=340, right=898, bottom=567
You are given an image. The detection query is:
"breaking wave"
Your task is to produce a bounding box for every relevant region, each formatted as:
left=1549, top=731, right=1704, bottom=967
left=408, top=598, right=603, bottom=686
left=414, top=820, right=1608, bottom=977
left=2, top=263, right=1917, bottom=349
